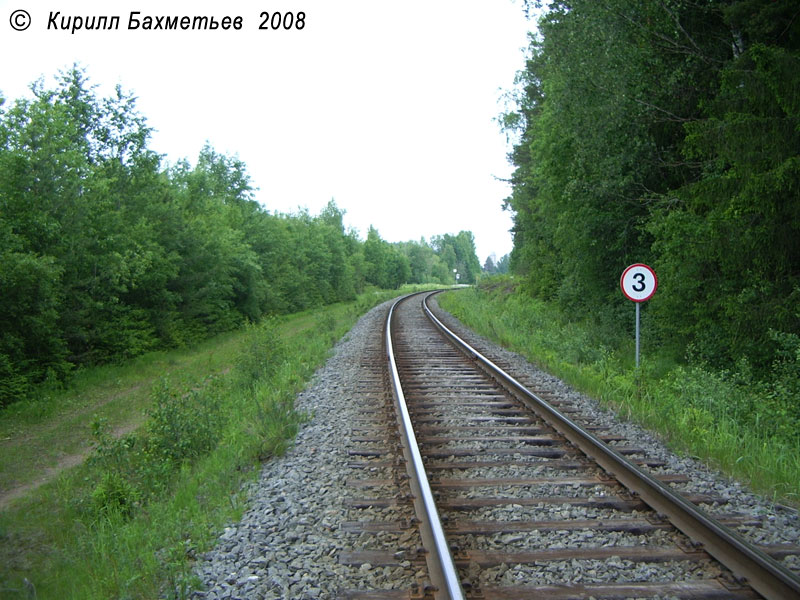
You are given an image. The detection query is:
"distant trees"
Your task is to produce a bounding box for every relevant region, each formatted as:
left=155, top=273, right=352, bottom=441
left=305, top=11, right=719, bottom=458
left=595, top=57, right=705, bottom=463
left=0, top=67, right=482, bottom=406
left=394, top=231, right=483, bottom=285
left=495, top=254, right=510, bottom=274
left=431, top=231, right=482, bottom=284
left=504, top=0, right=800, bottom=371
left=483, top=255, right=496, bottom=274
left=483, top=253, right=510, bottom=275
left=363, top=227, right=410, bottom=290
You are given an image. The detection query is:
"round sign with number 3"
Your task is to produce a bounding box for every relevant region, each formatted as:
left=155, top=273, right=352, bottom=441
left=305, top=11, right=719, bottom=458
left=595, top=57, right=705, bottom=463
left=620, top=263, right=658, bottom=302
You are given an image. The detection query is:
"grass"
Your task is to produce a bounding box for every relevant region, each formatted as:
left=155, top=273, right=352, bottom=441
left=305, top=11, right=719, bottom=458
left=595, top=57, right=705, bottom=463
left=437, top=279, right=800, bottom=506
left=0, top=330, right=247, bottom=500
left=0, top=285, right=435, bottom=600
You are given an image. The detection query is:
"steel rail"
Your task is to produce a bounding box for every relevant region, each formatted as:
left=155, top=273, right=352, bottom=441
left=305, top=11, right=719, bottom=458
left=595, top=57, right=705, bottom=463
left=423, top=291, right=800, bottom=600
left=386, top=293, right=465, bottom=600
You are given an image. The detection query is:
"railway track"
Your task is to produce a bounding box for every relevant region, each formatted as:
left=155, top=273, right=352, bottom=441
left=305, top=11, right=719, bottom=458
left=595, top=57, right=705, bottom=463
left=340, top=291, right=800, bottom=599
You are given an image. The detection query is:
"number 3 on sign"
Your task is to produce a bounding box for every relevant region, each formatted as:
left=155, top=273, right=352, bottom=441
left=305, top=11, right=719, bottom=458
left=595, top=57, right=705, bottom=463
left=620, top=264, right=658, bottom=303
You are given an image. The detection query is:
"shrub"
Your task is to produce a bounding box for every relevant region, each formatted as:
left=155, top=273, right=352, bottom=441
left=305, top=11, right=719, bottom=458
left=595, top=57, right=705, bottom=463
left=234, top=320, right=286, bottom=389
left=144, top=378, right=223, bottom=464
left=84, top=377, right=226, bottom=521
left=0, top=353, right=30, bottom=408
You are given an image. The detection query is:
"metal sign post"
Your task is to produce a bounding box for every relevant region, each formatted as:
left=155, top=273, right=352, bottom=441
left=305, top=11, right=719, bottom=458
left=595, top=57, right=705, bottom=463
left=620, top=264, right=658, bottom=369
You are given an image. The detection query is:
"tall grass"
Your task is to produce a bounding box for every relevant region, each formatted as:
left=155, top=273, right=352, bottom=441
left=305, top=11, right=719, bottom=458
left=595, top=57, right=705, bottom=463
left=437, top=280, right=800, bottom=506
left=0, top=286, right=428, bottom=599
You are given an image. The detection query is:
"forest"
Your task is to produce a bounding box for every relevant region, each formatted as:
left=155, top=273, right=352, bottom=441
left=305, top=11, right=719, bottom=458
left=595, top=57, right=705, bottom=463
left=0, top=68, right=482, bottom=407
left=504, top=0, right=799, bottom=377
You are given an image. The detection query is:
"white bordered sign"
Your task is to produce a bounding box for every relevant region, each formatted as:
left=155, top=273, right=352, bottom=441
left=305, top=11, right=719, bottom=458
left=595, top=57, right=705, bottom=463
left=620, top=263, right=658, bottom=303
left=620, top=263, right=658, bottom=369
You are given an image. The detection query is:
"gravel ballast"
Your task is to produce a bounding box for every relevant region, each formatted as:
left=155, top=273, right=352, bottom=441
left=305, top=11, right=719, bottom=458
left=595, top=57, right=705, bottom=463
left=190, top=296, right=800, bottom=599
left=427, top=297, right=800, bottom=558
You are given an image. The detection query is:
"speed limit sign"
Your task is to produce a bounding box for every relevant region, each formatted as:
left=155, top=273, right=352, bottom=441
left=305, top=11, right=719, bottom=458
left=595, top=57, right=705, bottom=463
left=620, top=263, right=657, bottom=369
left=620, top=263, right=658, bottom=303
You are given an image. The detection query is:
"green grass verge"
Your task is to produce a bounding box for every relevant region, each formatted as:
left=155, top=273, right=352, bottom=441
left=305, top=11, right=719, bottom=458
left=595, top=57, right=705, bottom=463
left=0, top=330, right=248, bottom=499
left=0, top=285, right=435, bottom=599
left=437, top=279, right=800, bottom=506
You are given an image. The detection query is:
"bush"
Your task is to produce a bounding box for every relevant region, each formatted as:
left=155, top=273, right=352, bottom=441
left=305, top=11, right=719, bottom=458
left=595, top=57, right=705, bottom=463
left=84, top=377, right=226, bottom=521
left=234, top=320, right=286, bottom=389
left=144, top=378, right=223, bottom=464
left=760, top=330, right=800, bottom=443
left=0, top=352, right=30, bottom=408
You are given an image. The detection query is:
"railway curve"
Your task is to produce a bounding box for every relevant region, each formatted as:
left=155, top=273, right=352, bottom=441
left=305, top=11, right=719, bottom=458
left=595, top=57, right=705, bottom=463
left=190, top=291, right=800, bottom=600
left=373, top=290, right=800, bottom=600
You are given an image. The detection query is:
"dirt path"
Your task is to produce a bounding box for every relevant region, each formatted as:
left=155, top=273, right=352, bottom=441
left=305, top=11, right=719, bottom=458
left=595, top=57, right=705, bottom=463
left=0, top=367, right=232, bottom=512
left=0, top=418, right=143, bottom=512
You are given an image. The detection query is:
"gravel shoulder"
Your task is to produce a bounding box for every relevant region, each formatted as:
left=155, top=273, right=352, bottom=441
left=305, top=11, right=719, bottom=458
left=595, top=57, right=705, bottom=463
left=191, top=300, right=396, bottom=599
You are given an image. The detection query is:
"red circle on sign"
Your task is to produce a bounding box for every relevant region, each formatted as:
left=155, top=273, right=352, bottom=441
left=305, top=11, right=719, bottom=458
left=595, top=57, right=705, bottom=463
left=620, top=263, right=658, bottom=302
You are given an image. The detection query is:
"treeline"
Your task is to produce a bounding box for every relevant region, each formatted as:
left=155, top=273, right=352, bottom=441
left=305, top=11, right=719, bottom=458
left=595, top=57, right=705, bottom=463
left=505, top=1, right=800, bottom=372
left=0, top=68, right=480, bottom=406
left=395, top=230, right=483, bottom=285
left=483, top=253, right=510, bottom=275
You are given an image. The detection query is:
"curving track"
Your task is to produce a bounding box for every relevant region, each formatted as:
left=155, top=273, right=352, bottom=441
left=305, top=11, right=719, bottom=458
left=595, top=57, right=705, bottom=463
left=340, top=291, right=800, bottom=600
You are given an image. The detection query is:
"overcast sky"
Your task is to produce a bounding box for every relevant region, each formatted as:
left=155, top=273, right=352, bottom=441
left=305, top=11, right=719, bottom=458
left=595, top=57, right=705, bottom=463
left=0, top=0, right=535, bottom=263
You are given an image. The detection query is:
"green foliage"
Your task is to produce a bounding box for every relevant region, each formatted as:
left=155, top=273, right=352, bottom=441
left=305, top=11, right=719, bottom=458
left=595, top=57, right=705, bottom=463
left=144, top=379, right=223, bottom=465
left=363, top=226, right=411, bottom=289
left=86, top=419, right=145, bottom=517
left=0, top=185, right=68, bottom=407
left=0, top=67, right=480, bottom=408
left=760, top=330, right=800, bottom=441
left=81, top=375, right=227, bottom=525
left=482, top=253, right=511, bottom=276
left=90, top=470, right=141, bottom=518
left=234, top=320, right=287, bottom=389
left=431, top=231, right=482, bottom=284
left=503, top=1, right=800, bottom=373
left=250, top=383, right=306, bottom=460
left=0, top=354, right=29, bottom=409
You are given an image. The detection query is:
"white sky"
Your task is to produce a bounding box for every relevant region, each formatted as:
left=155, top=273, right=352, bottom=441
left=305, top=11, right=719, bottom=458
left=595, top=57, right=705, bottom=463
left=0, top=0, right=535, bottom=263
